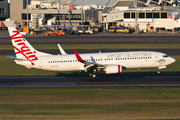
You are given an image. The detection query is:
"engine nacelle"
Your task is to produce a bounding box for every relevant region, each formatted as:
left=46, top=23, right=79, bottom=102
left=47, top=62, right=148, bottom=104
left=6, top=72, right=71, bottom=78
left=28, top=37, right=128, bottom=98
left=105, top=65, right=122, bottom=74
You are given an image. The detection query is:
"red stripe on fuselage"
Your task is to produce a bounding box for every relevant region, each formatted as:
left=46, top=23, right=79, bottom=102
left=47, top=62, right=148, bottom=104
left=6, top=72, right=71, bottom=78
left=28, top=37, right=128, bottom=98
left=118, top=65, right=120, bottom=73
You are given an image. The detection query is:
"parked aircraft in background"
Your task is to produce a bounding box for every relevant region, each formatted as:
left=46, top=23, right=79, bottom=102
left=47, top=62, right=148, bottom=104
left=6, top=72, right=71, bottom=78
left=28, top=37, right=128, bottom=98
left=7, top=27, right=175, bottom=78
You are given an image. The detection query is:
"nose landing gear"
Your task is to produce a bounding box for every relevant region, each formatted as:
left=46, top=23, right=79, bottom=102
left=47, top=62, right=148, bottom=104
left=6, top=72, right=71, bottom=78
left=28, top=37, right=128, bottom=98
left=157, top=66, right=166, bottom=74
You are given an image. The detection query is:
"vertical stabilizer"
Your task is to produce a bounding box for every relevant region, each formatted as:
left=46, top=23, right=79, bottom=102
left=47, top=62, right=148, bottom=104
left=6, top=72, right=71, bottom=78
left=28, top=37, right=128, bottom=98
left=8, top=27, right=37, bottom=59
left=8, top=27, right=51, bottom=65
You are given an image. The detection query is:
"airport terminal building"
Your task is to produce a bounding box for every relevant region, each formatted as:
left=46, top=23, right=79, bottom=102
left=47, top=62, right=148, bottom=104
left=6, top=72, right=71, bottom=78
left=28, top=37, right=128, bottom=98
left=3, top=0, right=180, bottom=32
left=0, top=0, right=8, bottom=21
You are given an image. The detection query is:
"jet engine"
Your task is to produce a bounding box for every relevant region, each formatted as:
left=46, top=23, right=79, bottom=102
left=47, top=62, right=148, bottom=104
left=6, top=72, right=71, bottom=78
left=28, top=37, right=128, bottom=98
left=105, top=65, right=122, bottom=74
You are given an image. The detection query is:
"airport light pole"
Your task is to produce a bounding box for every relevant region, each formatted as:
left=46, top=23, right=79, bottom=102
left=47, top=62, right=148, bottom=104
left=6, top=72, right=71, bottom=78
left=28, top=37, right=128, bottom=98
left=27, top=0, right=29, bottom=34
left=81, top=0, right=83, bottom=25
left=134, top=0, right=139, bottom=34
left=68, top=5, right=71, bottom=25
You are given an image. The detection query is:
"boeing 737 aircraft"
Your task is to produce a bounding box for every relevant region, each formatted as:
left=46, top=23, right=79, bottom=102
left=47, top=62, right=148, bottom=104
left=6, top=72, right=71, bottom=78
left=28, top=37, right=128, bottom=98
left=7, top=27, right=175, bottom=78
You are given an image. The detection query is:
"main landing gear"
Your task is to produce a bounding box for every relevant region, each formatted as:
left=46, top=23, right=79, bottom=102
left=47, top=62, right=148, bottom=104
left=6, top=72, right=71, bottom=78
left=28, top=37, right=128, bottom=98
left=157, top=68, right=160, bottom=74
left=89, top=69, right=96, bottom=78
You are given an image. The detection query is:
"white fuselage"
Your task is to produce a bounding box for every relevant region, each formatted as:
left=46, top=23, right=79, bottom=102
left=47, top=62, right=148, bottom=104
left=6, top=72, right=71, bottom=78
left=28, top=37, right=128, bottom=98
left=7, top=27, right=175, bottom=77
left=14, top=51, right=175, bottom=72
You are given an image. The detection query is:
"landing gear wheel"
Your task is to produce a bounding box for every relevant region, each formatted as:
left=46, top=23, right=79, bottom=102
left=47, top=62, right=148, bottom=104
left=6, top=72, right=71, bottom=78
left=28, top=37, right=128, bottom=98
left=92, top=74, right=96, bottom=78
left=89, top=69, right=97, bottom=78
left=89, top=73, right=93, bottom=77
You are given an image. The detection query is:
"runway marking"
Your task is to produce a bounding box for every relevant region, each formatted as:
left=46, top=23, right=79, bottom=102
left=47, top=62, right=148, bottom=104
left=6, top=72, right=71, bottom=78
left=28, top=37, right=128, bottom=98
left=1, top=83, right=180, bottom=87
left=0, top=77, right=67, bottom=80
left=0, top=82, right=78, bottom=86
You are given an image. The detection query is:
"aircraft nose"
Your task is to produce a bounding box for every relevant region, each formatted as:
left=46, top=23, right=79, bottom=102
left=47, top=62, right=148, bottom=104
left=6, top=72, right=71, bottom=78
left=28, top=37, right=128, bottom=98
left=170, top=57, right=176, bottom=64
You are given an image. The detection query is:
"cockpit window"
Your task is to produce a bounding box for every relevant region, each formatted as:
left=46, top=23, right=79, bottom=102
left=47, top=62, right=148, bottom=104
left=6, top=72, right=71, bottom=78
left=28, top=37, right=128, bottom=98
left=163, top=55, right=169, bottom=58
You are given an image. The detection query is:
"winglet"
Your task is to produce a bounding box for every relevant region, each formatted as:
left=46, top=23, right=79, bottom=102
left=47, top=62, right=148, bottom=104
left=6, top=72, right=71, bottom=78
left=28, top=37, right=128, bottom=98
left=57, top=44, right=67, bottom=55
left=74, top=50, right=83, bottom=62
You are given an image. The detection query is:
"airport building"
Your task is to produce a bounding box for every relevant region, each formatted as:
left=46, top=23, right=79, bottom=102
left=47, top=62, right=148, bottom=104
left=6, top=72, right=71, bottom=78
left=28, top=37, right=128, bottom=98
left=1, top=0, right=180, bottom=32
left=10, top=0, right=29, bottom=24
left=9, top=0, right=134, bottom=27
left=10, top=0, right=115, bottom=27
left=102, top=6, right=180, bottom=31
left=0, top=0, right=9, bottom=21
left=21, top=8, right=103, bottom=26
left=102, top=7, right=169, bottom=30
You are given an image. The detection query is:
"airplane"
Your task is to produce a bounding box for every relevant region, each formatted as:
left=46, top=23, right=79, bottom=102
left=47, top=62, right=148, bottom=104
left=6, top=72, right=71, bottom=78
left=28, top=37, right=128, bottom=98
left=7, top=27, right=176, bottom=78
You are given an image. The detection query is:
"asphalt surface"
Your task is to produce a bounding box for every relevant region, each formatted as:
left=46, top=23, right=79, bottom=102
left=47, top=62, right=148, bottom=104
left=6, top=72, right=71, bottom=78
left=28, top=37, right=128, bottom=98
left=0, top=75, right=180, bottom=89
left=0, top=30, right=180, bottom=89
left=1, top=30, right=180, bottom=45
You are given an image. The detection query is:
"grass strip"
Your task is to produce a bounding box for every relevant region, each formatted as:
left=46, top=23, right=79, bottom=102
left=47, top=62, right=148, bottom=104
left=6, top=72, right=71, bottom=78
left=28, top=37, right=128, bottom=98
left=0, top=56, right=179, bottom=76
left=0, top=89, right=180, bottom=119
left=0, top=44, right=180, bottom=50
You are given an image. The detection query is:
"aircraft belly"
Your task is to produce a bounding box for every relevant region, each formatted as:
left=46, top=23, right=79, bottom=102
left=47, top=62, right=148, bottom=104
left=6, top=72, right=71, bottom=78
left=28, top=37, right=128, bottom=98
left=57, top=63, right=84, bottom=71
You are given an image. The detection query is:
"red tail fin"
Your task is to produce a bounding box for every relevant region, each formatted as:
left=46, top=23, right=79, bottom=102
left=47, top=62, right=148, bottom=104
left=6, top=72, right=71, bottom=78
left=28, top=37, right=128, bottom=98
left=168, top=14, right=172, bottom=19
left=70, top=5, right=74, bottom=10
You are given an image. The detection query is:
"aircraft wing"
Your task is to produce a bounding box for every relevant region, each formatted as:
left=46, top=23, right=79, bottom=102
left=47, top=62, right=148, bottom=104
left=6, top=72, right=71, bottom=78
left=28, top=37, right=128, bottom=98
left=74, top=50, right=105, bottom=72
left=57, top=44, right=67, bottom=55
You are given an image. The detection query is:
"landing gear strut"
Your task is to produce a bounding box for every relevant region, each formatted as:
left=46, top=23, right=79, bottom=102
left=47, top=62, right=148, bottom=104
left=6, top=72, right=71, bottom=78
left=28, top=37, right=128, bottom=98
left=89, top=69, right=96, bottom=78
left=157, top=68, right=160, bottom=74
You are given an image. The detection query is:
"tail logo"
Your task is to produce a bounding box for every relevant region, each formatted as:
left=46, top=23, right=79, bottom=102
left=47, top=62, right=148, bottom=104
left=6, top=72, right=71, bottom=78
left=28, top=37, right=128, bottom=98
left=11, top=30, right=38, bottom=65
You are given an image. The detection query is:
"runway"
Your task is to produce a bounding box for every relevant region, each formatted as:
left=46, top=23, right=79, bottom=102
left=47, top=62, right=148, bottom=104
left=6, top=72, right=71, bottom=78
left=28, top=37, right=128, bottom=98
left=1, top=31, right=180, bottom=45
left=0, top=75, right=180, bottom=89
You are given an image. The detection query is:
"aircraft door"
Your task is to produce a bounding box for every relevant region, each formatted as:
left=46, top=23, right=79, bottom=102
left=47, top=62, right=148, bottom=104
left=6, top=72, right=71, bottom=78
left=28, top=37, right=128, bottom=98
left=155, top=54, right=159, bottom=62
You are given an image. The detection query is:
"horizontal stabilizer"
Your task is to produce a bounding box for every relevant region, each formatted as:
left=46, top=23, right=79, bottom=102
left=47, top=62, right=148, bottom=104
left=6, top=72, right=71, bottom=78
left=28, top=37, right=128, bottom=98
left=6, top=55, right=28, bottom=61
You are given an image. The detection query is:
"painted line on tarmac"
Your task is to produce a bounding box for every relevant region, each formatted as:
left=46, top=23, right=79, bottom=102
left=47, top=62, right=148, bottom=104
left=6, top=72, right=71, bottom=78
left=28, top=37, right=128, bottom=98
left=0, top=82, right=77, bottom=86
left=0, top=77, right=67, bottom=80
left=0, top=83, right=180, bottom=87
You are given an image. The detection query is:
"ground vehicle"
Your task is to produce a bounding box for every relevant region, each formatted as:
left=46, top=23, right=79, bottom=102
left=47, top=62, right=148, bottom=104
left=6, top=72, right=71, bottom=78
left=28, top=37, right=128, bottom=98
left=109, top=27, right=116, bottom=33
left=78, top=28, right=85, bottom=34
left=116, top=27, right=123, bottom=33
left=78, top=27, right=93, bottom=35
left=93, top=26, right=99, bottom=32
left=43, top=30, right=63, bottom=36
left=174, top=28, right=180, bottom=33
left=122, top=27, right=129, bottom=33
left=85, top=28, right=93, bottom=34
